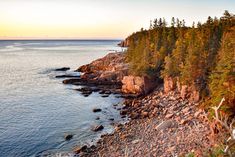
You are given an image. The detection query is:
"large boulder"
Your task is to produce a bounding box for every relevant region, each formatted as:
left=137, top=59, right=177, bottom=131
left=164, top=77, right=176, bottom=93
left=121, top=75, right=157, bottom=95
left=180, top=84, right=200, bottom=103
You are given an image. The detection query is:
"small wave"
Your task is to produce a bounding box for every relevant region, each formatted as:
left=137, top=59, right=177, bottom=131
left=0, top=45, right=24, bottom=52
left=13, top=42, right=41, bottom=47
left=36, top=150, right=77, bottom=157
left=38, top=68, right=57, bottom=75
left=29, top=46, right=100, bottom=51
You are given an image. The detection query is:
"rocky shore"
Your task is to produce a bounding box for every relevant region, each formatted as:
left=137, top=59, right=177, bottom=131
left=80, top=88, right=215, bottom=156
left=62, top=52, right=157, bottom=98
left=61, top=52, right=220, bottom=156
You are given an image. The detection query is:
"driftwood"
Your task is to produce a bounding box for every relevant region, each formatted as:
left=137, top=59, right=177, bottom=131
left=211, top=98, right=235, bottom=156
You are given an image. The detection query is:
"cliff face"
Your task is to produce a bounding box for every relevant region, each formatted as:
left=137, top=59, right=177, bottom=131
left=163, top=77, right=201, bottom=103
left=72, top=52, right=157, bottom=96
left=65, top=51, right=203, bottom=102
left=117, top=38, right=130, bottom=47
left=73, top=52, right=203, bottom=102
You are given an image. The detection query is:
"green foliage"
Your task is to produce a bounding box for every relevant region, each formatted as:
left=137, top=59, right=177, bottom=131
left=209, top=27, right=235, bottom=111
left=125, top=11, right=235, bottom=112
left=185, top=152, right=195, bottom=157
left=206, top=145, right=225, bottom=157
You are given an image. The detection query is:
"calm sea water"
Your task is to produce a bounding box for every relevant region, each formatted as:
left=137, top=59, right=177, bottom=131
left=0, top=40, right=124, bottom=157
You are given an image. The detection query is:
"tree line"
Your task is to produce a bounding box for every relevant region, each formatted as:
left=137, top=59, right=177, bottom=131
left=126, top=11, right=235, bottom=112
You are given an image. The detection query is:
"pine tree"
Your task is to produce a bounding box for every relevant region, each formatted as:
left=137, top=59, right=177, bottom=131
left=209, top=27, right=235, bottom=111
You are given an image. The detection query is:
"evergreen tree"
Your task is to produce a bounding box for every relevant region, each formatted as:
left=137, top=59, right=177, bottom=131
left=209, top=27, right=235, bottom=111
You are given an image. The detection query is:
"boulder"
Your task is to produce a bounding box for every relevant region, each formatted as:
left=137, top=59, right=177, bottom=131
left=99, top=90, right=106, bottom=94
left=76, top=87, right=93, bottom=97
left=155, top=120, right=177, bottom=131
left=180, top=84, right=200, bottom=103
left=120, top=110, right=128, bottom=115
left=108, top=118, right=114, bottom=121
left=104, top=90, right=111, bottom=94
left=121, top=75, right=157, bottom=95
left=64, top=134, right=73, bottom=141
left=189, top=86, right=200, bottom=102
left=92, top=125, right=104, bottom=132
left=101, top=94, right=109, bottom=98
left=93, top=108, right=102, bottom=112
left=55, top=74, right=80, bottom=78
left=180, top=85, right=188, bottom=99
left=63, top=78, right=82, bottom=84
left=55, top=67, right=70, bottom=71
left=164, top=77, right=176, bottom=93
left=73, top=145, right=88, bottom=154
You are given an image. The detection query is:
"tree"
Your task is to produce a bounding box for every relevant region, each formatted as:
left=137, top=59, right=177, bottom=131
left=209, top=27, right=235, bottom=111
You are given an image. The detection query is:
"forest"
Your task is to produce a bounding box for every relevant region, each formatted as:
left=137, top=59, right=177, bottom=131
left=125, top=11, right=235, bottom=113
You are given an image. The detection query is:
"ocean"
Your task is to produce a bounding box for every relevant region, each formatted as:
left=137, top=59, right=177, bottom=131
left=0, top=40, right=124, bottom=157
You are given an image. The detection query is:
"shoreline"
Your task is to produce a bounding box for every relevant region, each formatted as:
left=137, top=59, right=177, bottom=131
left=78, top=88, right=215, bottom=156
left=61, top=52, right=221, bottom=156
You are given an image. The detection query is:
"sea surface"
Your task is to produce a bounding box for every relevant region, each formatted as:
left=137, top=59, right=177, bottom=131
left=0, top=40, right=125, bottom=157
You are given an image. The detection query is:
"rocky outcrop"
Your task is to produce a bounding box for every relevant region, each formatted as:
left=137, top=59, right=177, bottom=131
left=63, top=52, right=159, bottom=97
left=163, top=77, right=176, bottom=93
left=55, top=74, right=80, bottom=78
left=122, top=75, right=157, bottom=95
left=117, top=38, right=130, bottom=47
left=180, top=85, right=200, bottom=103
left=64, top=134, right=73, bottom=141
left=62, top=53, right=128, bottom=97
left=76, top=52, right=128, bottom=85
left=91, top=125, right=104, bottom=132
left=163, top=77, right=200, bottom=103
left=55, top=67, right=70, bottom=71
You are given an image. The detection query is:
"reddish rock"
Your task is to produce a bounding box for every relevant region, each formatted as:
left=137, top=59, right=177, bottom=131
left=74, top=52, right=128, bottom=88
left=92, top=125, right=104, bottom=132
left=73, top=145, right=88, bottom=154
left=180, top=119, right=188, bottom=125
left=118, top=39, right=130, bottom=47
left=180, top=84, right=200, bottom=103
left=164, top=77, right=176, bottom=93
left=182, top=107, right=190, bottom=113
left=141, top=111, right=149, bottom=117
left=194, top=111, right=201, bottom=117
left=180, top=85, right=188, bottom=99
left=189, top=88, right=200, bottom=103
left=121, top=75, right=157, bottom=95
left=165, top=113, right=174, bottom=119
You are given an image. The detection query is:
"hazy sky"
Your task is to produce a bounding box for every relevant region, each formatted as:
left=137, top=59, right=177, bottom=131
left=0, top=0, right=234, bottom=39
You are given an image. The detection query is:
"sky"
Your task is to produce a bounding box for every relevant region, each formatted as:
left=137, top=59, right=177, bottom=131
left=0, top=0, right=235, bottom=39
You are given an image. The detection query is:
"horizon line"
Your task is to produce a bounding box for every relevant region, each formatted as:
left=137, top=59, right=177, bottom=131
left=0, top=38, right=123, bottom=41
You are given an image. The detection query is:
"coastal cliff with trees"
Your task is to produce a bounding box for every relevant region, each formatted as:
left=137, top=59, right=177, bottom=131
left=63, top=11, right=235, bottom=156
left=125, top=10, right=234, bottom=112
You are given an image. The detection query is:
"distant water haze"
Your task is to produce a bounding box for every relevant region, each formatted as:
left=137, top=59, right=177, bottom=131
left=0, top=40, right=124, bottom=156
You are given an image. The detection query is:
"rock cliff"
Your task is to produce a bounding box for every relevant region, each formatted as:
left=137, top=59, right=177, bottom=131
left=63, top=52, right=157, bottom=96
